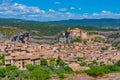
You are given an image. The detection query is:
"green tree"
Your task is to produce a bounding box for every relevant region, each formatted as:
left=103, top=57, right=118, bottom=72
left=115, top=60, right=120, bottom=66
left=76, top=57, right=84, bottom=62
left=71, top=37, right=82, bottom=43
left=0, top=68, right=6, bottom=77
left=86, top=66, right=110, bottom=76
left=40, top=58, right=47, bottom=66
left=49, top=58, right=56, bottom=66
left=57, top=73, right=65, bottom=79
left=80, top=62, right=87, bottom=66
left=0, top=55, right=5, bottom=65
left=30, top=69, right=50, bottom=80
left=56, top=56, right=65, bottom=67
left=5, top=66, right=18, bottom=72
left=101, top=47, right=108, bottom=50
left=63, top=66, right=73, bottom=73
left=26, top=64, right=38, bottom=71
left=92, top=60, right=98, bottom=66
left=59, top=60, right=65, bottom=67
left=56, top=56, right=61, bottom=66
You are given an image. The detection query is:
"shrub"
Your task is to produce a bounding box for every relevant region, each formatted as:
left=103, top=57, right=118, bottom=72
left=74, top=70, right=86, bottom=74
left=57, top=73, right=65, bottom=79
left=0, top=55, right=5, bottom=65
left=92, top=60, right=98, bottom=66
left=49, top=58, right=56, bottom=66
left=76, top=57, right=84, bottom=62
left=107, top=65, right=120, bottom=72
left=93, top=37, right=105, bottom=42
left=56, top=56, right=65, bottom=67
left=71, top=37, right=82, bottom=43
left=26, top=64, right=38, bottom=71
left=115, top=60, right=120, bottom=66
left=86, top=66, right=110, bottom=76
left=101, top=47, right=108, bottom=50
left=63, top=66, right=73, bottom=73
left=80, top=62, right=87, bottom=66
left=59, top=60, right=65, bottom=67
left=5, top=66, right=18, bottom=72
left=40, top=58, right=47, bottom=66
left=0, top=68, right=6, bottom=77
left=30, top=69, right=50, bottom=80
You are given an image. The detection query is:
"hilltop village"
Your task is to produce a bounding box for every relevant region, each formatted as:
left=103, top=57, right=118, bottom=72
left=0, top=28, right=120, bottom=71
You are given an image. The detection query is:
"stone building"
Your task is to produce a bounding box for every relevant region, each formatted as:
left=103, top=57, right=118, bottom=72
left=5, top=52, right=40, bottom=70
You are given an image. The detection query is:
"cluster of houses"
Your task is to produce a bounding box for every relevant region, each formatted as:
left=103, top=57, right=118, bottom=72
left=0, top=28, right=120, bottom=70
left=0, top=40, right=119, bottom=70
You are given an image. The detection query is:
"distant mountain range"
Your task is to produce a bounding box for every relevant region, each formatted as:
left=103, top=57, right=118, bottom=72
left=0, top=18, right=120, bottom=27
left=0, top=18, right=120, bottom=44
left=0, top=18, right=40, bottom=24
left=47, top=19, right=120, bottom=27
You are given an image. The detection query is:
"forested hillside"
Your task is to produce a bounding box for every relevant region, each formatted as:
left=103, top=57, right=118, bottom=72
left=48, top=19, right=120, bottom=27
left=0, top=18, right=120, bottom=36
left=0, top=18, right=120, bottom=45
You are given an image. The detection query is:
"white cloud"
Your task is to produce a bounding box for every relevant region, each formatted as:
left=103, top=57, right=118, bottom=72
left=70, top=7, right=75, bottom=10
left=44, top=14, right=55, bottom=18
left=59, top=8, right=67, bottom=11
left=66, top=12, right=74, bottom=17
left=0, top=2, right=46, bottom=15
left=28, top=14, right=40, bottom=17
left=93, top=13, right=99, bottom=16
left=90, top=11, right=120, bottom=19
left=48, top=9, right=55, bottom=12
left=78, top=8, right=82, bottom=10
left=54, top=2, right=61, bottom=4
left=102, top=10, right=111, bottom=14
left=0, top=2, right=120, bottom=21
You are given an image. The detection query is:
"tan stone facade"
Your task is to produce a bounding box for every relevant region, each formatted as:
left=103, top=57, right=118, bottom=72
left=5, top=52, right=40, bottom=70
left=69, top=28, right=89, bottom=40
left=68, top=28, right=106, bottom=41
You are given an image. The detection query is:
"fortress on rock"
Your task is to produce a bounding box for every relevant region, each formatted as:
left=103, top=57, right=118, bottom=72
left=58, top=28, right=106, bottom=43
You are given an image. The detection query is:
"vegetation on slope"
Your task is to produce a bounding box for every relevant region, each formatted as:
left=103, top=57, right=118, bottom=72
left=85, top=60, right=120, bottom=76
left=0, top=18, right=120, bottom=37
left=0, top=27, right=24, bottom=39
left=1, top=58, right=120, bottom=79
left=0, top=57, right=73, bottom=80
left=48, top=19, right=120, bottom=27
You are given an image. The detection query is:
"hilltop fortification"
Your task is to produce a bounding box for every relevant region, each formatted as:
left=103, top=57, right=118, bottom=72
left=58, top=28, right=106, bottom=43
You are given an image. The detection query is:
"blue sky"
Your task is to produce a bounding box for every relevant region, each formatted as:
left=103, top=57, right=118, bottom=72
left=0, top=0, right=120, bottom=21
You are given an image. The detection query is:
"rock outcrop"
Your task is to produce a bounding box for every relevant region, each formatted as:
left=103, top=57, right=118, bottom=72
left=69, top=62, right=90, bottom=71
left=57, top=28, right=106, bottom=43
left=11, top=32, right=29, bottom=43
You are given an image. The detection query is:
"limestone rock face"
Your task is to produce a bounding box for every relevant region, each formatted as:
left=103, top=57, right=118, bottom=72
left=57, top=28, right=106, bottom=43
left=11, top=32, right=29, bottom=44
left=23, top=32, right=29, bottom=43
left=57, top=28, right=89, bottom=43
left=0, top=33, right=6, bottom=41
